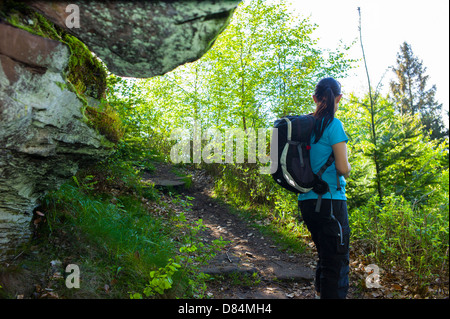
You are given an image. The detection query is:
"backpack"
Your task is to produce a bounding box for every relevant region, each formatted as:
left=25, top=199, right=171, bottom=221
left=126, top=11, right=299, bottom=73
left=270, top=115, right=337, bottom=209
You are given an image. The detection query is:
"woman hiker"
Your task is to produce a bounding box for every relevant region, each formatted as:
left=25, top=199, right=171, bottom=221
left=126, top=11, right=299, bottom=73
left=298, top=77, right=352, bottom=299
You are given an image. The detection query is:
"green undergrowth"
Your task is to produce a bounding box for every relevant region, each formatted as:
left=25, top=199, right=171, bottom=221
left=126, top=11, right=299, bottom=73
left=1, top=157, right=225, bottom=299
left=40, top=185, right=171, bottom=298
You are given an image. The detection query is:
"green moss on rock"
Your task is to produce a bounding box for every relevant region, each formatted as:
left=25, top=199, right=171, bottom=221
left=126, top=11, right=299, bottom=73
left=1, top=2, right=107, bottom=100
left=1, top=1, right=122, bottom=143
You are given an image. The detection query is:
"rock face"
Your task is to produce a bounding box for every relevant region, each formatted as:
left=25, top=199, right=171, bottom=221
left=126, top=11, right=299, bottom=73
left=0, top=1, right=240, bottom=261
left=0, top=23, right=113, bottom=258
left=29, top=0, right=241, bottom=78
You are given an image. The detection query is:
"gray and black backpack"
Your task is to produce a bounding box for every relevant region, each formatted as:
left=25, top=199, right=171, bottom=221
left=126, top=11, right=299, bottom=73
left=270, top=114, right=335, bottom=198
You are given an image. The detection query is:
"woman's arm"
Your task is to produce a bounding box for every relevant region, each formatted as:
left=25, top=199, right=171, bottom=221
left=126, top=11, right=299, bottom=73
left=332, top=141, right=351, bottom=178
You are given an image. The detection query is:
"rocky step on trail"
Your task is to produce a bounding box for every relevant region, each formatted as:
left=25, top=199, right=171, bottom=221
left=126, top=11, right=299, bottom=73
left=141, top=163, right=187, bottom=190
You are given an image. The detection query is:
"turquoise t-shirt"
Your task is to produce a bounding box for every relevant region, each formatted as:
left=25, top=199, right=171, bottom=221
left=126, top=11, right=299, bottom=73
left=298, top=117, right=348, bottom=201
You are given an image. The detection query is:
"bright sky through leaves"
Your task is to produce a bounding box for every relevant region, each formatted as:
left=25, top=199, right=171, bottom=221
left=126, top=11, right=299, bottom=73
left=287, top=0, right=449, bottom=127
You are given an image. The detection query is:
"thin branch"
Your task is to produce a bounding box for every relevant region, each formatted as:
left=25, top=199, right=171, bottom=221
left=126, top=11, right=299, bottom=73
left=358, top=7, right=383, bottom=204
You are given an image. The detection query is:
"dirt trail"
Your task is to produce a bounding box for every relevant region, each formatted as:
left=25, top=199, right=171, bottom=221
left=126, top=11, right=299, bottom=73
left=143, top=162, right=338, bottom=299
left=185, top=184, right=317, bottom=299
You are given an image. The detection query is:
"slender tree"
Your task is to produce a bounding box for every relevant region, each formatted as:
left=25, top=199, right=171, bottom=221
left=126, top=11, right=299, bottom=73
left=357, top=7, right=383, bottom=203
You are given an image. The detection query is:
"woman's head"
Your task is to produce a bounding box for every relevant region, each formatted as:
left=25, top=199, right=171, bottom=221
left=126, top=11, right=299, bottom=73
left=312, top=77, right=342, bottom=143
left=313, top=77, right=342, bottom=115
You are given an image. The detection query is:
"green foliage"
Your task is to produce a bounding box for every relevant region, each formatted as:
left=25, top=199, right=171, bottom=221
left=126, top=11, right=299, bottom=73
left=142, top=259, right=182, bottom=297
left=108, top=0, right=355, bottom=144
left=340, top=94, right=448, bottom=206
left=72, top=174, right=97, bottom=193
left=350, top=193, right=449, bottom=286
left=36, top=158, right=227, bottom=298
left=128, top=195, right=227, bottom=299
left=42, top=183, right=174, bottom=270
left=105, top=75, right=173, bottom=160
left=340, top=92, right=449, bottom=285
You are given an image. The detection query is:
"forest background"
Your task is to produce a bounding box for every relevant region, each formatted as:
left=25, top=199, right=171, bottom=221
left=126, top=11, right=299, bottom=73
left=102, top=0, right=449, bottom=295
left=6, top=0, right=446, bottom=299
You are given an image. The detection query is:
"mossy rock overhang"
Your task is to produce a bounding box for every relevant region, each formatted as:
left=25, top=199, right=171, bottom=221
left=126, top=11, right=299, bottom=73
left=28, top=0, right=242, bottom=78
left=0, top=22, right=114, bottom=260
left=0, top=0, right=242, bottom=261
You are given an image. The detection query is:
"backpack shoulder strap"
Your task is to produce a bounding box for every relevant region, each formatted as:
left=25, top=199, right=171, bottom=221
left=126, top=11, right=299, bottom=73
left=317, top=152, right=335, bottom=179
left=320, top=153, right=341, bottom=191
left=314, top=152, right=336, bottom=213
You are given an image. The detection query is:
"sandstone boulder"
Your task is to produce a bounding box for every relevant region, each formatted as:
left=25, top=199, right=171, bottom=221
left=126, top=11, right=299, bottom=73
left=0, top=23, right=114, bottom=258
left=28, top=0, right=241, bottom=78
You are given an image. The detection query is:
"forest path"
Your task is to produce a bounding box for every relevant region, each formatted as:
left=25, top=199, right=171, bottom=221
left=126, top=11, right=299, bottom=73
left=143, top=161, right=362, bottom=299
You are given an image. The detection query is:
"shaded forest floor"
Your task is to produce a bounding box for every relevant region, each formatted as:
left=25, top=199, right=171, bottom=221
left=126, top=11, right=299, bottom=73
left=1, top=160, right=447, bottom=300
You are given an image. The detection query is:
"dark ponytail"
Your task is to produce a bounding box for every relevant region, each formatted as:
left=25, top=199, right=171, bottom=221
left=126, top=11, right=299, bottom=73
left=312, top=77, right=341, bottom=143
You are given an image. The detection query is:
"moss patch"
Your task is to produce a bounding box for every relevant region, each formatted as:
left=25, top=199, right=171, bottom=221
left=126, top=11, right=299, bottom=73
left=85, top=102, right=125, bottom=144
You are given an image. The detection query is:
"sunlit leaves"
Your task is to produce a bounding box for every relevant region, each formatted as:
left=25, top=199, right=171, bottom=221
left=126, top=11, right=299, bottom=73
left=340, top=93, right=448, bottom=207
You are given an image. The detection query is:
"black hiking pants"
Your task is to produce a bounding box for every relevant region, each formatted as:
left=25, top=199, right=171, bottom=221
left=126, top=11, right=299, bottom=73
left=298, top=199, right=350, bottom=299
